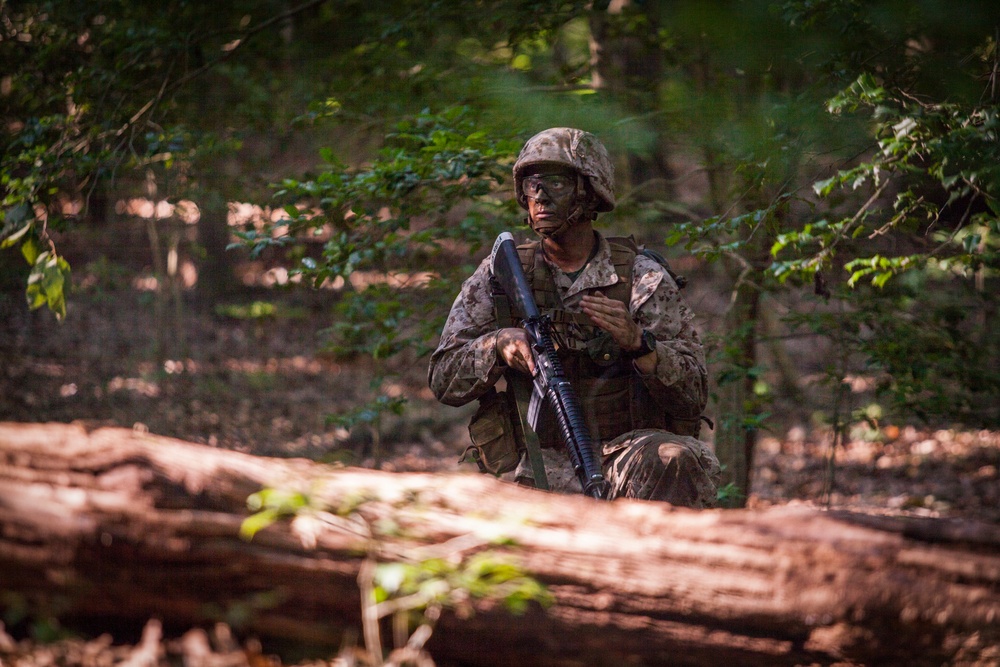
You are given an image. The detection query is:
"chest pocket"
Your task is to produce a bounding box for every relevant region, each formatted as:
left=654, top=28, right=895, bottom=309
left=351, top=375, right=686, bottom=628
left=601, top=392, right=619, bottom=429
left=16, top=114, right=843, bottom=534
left=489, top=237, right=706, bottom=441
left=513, top=239, right=635, bottom=358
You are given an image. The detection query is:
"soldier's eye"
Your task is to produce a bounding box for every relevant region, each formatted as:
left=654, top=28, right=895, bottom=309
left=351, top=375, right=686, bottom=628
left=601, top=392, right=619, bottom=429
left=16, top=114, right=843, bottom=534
left=524, top=174, right=574, bottom=196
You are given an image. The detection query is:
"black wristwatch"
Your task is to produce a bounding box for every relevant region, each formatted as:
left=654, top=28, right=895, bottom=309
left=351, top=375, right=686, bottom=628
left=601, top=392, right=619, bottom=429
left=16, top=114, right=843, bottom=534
left=625, top=329, right=657, bottom=360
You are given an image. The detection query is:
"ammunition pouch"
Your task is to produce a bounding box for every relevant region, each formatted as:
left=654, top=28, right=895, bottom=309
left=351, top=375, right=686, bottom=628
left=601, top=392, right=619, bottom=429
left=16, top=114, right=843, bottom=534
left=463, top=387, right=522, bottom=475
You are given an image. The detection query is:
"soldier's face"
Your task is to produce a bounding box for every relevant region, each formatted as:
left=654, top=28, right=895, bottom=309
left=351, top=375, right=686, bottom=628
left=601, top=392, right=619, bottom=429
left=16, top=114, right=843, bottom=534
left=523, top=165, right=578, bottom=236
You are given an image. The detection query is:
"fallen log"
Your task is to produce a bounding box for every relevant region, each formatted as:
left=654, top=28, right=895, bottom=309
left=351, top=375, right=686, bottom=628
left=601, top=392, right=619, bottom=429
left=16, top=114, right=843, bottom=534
left=0, top=421, right=998, bottom=666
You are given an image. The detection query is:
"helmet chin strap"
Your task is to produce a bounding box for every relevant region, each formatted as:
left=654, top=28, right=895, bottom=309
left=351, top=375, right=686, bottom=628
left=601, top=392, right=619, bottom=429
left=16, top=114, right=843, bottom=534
left=528, top=214, right=571, bottom=240
left=526, top=198, right=591, bottom=240
left=524, top=173, right=596, bottom=239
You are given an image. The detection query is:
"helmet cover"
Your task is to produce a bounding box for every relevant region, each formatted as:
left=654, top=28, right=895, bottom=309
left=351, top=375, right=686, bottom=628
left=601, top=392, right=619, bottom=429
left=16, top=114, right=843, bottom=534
left=513, top=128, right=615, bottom=212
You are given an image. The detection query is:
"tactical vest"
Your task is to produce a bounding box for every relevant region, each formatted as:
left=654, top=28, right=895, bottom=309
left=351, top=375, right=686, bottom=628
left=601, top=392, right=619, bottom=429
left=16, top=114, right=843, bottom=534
left=492, top=236, right=699, bottom=447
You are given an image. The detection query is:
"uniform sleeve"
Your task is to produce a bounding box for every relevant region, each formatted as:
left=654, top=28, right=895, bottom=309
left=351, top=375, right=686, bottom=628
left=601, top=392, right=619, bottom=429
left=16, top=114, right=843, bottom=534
left=629, top=254, right=708, bottom=420
left=427, top=258, right=509, bottom=407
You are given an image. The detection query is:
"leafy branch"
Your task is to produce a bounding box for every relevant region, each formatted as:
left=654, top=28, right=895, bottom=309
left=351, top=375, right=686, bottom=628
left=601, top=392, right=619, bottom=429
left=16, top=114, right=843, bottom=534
left=240, top=484, right=552, bottom=665
left=772, top=73, right=1000, bottom=289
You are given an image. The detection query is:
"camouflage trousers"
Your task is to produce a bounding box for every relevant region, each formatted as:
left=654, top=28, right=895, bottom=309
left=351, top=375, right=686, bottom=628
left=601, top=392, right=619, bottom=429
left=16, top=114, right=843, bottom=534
left=511, top=428, right=721, bottom=508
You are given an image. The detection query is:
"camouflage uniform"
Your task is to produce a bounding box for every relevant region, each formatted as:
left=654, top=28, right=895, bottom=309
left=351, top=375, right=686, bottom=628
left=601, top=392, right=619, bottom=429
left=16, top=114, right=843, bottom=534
left=428, top=128, right=720, bottom=507
left=428, top=233, right=720, bottom=507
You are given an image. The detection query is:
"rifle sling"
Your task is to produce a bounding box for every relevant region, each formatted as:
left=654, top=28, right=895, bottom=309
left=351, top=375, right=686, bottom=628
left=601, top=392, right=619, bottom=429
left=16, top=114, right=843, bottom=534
left=508, top=373, right=549, bottom=491
left=489, top=275, right=549, bottom=491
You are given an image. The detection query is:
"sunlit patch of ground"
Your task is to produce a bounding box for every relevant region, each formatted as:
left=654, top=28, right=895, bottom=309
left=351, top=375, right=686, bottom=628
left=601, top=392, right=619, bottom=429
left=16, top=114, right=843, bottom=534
left=750, top=426, right=1000, bottom=522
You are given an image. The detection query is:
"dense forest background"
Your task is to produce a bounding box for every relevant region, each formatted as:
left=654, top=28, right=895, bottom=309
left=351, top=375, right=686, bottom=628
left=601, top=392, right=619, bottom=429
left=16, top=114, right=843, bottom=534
left=1, top=1, right=999, bottom=663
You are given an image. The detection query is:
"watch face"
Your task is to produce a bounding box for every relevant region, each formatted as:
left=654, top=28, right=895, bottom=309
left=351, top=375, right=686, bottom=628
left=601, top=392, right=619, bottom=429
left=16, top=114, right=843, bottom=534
left=627, top=330, right=656, bottom=359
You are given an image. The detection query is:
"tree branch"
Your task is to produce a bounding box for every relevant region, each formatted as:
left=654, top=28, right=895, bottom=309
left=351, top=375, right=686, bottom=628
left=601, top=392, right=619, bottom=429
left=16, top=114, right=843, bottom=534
left=113, top=0, right=331, bottom=142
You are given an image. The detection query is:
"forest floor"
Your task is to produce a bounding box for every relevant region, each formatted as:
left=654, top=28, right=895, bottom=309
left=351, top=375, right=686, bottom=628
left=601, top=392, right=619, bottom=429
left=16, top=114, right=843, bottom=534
left=2, top=280, right=997, bottom=524
left=1, top=275, right=998, bottom=666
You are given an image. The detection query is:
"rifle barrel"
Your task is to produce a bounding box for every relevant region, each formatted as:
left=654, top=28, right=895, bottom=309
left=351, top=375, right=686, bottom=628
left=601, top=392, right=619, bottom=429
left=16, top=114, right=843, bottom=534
left=489, top=233, right=608, bottom=499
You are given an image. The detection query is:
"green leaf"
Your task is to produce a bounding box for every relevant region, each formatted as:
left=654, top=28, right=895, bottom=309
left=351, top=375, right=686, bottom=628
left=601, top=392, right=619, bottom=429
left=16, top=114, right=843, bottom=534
left=813, top=176, right=837, bottom=197
left=1, top=203, right=31, bottom=239
left=1, top=221, right=32, bottom=249
left=375, top=563, right=409, bottom=595
left=240, top=509, right=281, bottom=540
left=847, top=269, right=869, bottom=287
left=872, top=271, right=893, bottom=288
left=963, top=233, right=982, bottom=253
left=25, top=251, right=70, bottom=320
left=20, top=236, right=40, bottom=265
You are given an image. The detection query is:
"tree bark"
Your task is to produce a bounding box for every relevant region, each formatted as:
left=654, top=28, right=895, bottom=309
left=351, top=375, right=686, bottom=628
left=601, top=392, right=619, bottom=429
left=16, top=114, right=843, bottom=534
left=196, top=189, right=236, bottom=301
left=589, top=1, right=677, bottom=206
left=714, top=267, right=762, bottom=507
left=1, top=422, right=998, bottom=666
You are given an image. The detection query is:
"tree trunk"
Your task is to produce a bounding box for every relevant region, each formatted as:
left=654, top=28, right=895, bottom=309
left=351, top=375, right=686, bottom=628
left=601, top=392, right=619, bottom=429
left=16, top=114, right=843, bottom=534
left=714, top=270, right=762, bottom=506
left=1, top=422, right=998, bottom=666
left=196, top=189, right=236, bottom=301
left=589, top=1, right=677, bottom=206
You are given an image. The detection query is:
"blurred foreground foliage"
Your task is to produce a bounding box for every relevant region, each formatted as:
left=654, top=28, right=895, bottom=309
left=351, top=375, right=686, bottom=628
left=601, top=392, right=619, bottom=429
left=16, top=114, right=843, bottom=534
left=240, top=483, right=552, bottom=662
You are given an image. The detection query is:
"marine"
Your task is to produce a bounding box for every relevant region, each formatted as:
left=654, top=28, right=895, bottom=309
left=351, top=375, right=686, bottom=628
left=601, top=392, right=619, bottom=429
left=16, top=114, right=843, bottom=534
left=428, top=128, right=720, bottom=507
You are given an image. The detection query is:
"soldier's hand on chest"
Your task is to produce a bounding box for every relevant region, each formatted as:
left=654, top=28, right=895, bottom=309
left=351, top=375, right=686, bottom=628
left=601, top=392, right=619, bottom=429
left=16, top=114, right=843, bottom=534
left=580, top=291, right=643, bottom=352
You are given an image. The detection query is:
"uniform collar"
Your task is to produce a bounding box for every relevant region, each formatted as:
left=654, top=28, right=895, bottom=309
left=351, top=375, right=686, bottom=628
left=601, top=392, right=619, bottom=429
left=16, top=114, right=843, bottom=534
left=545, top=231, right=618, bottom=299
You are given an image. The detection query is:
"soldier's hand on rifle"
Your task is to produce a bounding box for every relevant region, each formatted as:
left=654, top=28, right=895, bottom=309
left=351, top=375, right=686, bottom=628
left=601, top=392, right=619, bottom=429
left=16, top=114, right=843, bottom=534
left=495, top=327, right=536, bottom=375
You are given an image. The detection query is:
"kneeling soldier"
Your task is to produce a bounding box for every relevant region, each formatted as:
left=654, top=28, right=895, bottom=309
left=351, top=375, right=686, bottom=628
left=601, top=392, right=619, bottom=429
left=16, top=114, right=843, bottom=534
left=429, top=127, right=720, bottom=507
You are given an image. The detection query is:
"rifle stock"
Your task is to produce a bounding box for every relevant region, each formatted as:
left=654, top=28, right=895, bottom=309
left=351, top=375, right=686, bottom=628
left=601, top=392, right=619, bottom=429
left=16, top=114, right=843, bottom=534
left=490, top=232, right=608, bottom=499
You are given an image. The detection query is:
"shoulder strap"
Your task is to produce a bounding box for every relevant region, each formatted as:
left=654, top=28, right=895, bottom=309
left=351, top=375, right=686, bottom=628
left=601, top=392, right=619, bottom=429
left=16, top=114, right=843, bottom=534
left=606, top=235, right=688, bottom=289
left=516, top=242, right=537, bottom=277
left=602, top=236, right=637, bottom=305
left=490, top=275, right=513, bottom=327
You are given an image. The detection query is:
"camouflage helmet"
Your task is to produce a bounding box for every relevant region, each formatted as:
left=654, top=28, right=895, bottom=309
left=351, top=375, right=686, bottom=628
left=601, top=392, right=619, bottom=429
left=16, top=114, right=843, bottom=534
left=513, top=128, right=615, bottom=212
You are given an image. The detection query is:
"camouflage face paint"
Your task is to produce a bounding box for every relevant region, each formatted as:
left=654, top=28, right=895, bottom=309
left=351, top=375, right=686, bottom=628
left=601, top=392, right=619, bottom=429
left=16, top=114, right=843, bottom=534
left=522, top=165, right=578, bottom=238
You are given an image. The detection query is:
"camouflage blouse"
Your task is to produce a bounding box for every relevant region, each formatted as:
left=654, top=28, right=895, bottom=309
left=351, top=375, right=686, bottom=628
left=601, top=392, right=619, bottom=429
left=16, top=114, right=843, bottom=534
left=427, top=233, right=708, bottom=429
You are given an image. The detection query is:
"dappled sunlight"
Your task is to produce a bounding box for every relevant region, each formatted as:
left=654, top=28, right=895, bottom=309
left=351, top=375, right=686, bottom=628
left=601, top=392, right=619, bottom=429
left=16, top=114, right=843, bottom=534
left=131, top=275, right=159, bottom=291
left=751, top=425, right=1000, bottom=520
left=124, top=263, right=197, bottom=291
left=27, top=361, right=65, bottom=377
left=249, top=266, right=303, bottom=287
left=107, top=376, right=161, bottom=398
left=60, top=198, right=83, bottom=216
left=115, top=198, right=200, bottom=223
left=800, top=373, right=881, bottom=393
left=344, top=270, right=437, bottom=290
left=383, top=382, right=406, bottom=398
left=237, top=265, right=439, bottom=290
left=177, top=260, right=198, bottom=287
left=227, top=201, right=305, bottom=232
left=219, top=355, right=340, bottom=376
left=94, top=355, right=344, bottom=379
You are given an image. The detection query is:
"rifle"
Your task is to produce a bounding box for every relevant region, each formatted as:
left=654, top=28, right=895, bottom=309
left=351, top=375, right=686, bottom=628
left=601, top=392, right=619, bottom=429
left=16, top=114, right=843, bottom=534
left=489, top=232, right=608, bottom=500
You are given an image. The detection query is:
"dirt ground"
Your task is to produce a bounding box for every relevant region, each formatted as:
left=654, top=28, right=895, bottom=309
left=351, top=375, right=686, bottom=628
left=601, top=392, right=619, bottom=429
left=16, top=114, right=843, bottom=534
left=1, top=264, right=998, bottom=666
left=2, top=273, right=997, bottom=522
